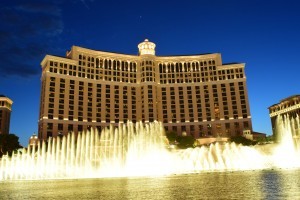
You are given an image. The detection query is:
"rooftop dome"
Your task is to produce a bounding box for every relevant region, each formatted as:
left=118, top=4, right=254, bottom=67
left=138, top=39, right=156, bottom=56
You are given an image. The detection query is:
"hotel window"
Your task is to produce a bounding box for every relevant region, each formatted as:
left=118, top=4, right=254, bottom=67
left=243, top=122, right=249, bottom=128
left=58, top=124, right=63, bottom=131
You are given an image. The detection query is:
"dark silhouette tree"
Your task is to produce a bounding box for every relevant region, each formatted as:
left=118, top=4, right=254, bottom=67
left=230, top=136, right=257, bottom=146
left=176, top=135, right=195, bottom=148
left=166, top=131, right=196, bottom=148
left=165, top=131, right=177, bottom=143
left=0, top=134, right=22, bottom=157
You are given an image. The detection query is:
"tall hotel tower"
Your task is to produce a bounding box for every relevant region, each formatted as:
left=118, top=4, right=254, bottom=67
left=0, top=95, right=13, bottom=135
left=38, top=39, right=252, bottom=140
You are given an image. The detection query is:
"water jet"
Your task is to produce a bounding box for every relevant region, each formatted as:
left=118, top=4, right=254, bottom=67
left=0, top=116, right=299, bottom=180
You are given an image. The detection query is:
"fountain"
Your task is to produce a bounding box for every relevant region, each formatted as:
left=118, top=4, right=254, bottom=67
left=271, top=114, right=300, bottom=168
left=0, top=117, right=299, bottom=181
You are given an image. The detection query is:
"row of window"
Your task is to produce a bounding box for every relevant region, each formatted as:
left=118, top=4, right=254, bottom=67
left=158, top=60, right=216, bottom=74
left=79, top=55, right=138, bottom=72
left=47, top=78, right=141, bottom=122
left=160, top=83, right=248, bottom=122
left=43, top=120, right=250, bottom=138
left=44, top=75, right=249, bottom=125
left=0, top=101, right=11, bottom=108
left=48, top=59, right=243, bottom=84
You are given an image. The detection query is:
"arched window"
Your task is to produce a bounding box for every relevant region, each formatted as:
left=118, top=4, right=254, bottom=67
left=113, top=60, right=116, bottom=69
left=96, top=58, right=99, bottom=67
left=176, top=63, right=179, bottom=72
left=121, top=61, right=125, bottom=71
left=104, top=59, right=108, bottom=69
left=133, top=62, right=136, bottom=71
left=163, top=63, right=166, bottom=73
left=184, top=63, right=187, bottom=72
left=171, top=63, right=174, bottom=72
left=159, top=63, right=163, bottom=73
left=179, top=63, right=182, bottom=72
left=166, top=63, right=169, bottom=72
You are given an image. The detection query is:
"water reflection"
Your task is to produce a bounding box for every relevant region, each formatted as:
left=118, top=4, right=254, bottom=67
left=1, top=170, right=299, bottom=199
left=261, top=170, right=282, bottom=199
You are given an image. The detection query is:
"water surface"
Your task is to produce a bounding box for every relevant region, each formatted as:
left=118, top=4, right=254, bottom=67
left=1, top=169, right=300, bottom=200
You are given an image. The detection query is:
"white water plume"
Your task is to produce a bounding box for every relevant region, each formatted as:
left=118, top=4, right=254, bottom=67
left=271, top=114, right=300, bottom=168
left=0, top=117, right=299, bottom=180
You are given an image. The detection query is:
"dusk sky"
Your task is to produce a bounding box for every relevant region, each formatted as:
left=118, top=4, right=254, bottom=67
left=0, top=0, right=299, bottom=146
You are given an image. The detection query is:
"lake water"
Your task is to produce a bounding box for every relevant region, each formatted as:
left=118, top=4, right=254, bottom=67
left=1, top=169, right=300, bottom=200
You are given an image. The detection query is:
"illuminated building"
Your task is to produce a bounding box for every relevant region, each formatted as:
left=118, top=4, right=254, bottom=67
left=38, top=39, right=252, bottom=140
left=29, top=133, right=39, bottom=146
left=0, top=95, right=13, bottom=135
left=269, top=95, right=300, bottom=141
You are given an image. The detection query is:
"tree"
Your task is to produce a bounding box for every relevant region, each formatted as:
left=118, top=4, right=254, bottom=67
left=165, top=131, right=196, bottom=148
left=266, top=135, right=274, bottom=143
left=230, top=136, right=257, bottom=146
left=165, top=131, right=177, bottom=143
left=0, top=134, right=22, bottom=157
left=176, top=135, right=195, bottom=148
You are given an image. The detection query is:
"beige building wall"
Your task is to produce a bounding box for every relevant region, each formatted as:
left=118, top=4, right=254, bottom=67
left=38, top=39, right=252, bottom=140
left=0, top=95, right=13, bottom=135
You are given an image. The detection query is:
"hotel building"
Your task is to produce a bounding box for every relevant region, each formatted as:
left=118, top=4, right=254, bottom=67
left=269, top=95, right=300, bottom=141
left=0, top=95, right=13, bottom=135
left=38, top=39, right=252, bottom=140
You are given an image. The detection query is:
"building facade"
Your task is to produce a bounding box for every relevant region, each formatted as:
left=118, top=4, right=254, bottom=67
left=0, top=95, right=13, bottom=135
left=269, top=95, right=300, bottom=141
left=29, top=133, right=39, bottom=146
left=38, top=39, right=252, bottom=140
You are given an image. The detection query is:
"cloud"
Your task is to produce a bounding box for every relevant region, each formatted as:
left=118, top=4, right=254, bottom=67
left=0, top=1, right=64, bottom=78
left=15, top=2, right=61, bottom=16
left=80, top=0, right=94, bottom=9
left=0, top=59, right=40, bottom=78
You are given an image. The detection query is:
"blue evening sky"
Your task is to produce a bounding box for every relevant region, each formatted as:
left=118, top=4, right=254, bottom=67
left=0, top=0, right=299, bottom=146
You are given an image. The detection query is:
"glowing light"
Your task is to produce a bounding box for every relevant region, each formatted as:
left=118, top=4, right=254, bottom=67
left=0, top=115, right=300, bottom=181
left=138, top=39, right=156, bottom=56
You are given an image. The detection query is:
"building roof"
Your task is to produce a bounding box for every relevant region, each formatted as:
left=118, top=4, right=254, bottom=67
left=252, top=131, right=267, bottom=136
left=0, top=95, right=13, bottom=105
left=71, top=45, right=220, bottom=58
left=73, top=46, right=138, bottom=56
left=158, top=52, right=217, bottom=57
left=280, top=94, right=300, bottom=102
left=222, top=62, right=240, bottom=65
left=268, top=94, right=300, bottom=109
